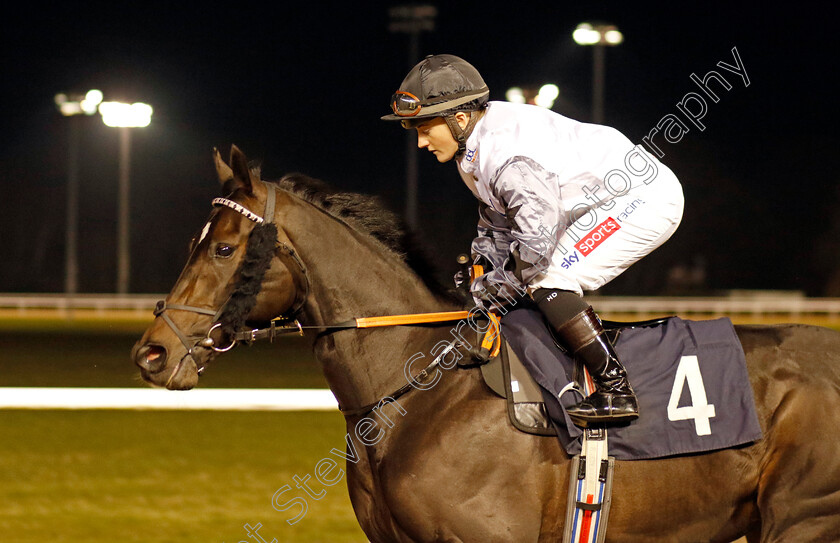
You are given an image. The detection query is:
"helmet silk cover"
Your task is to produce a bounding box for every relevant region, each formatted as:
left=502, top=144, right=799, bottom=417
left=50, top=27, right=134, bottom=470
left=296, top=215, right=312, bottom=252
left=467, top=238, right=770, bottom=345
left=382, top=54, right=489, bottom=155
left=382, top=54, right=489, bottom=121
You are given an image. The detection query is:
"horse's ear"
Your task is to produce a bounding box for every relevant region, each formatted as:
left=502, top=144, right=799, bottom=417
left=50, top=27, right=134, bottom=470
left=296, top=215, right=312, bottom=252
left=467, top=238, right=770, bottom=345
left=229, top=144, right=255, bottom=193
left=214, top=147, right=234, bottom=186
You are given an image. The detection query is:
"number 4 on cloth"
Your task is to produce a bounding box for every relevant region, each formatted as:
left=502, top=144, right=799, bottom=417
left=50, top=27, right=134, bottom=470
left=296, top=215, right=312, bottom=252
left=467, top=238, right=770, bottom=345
left=667, top=355, right=716, bottom=436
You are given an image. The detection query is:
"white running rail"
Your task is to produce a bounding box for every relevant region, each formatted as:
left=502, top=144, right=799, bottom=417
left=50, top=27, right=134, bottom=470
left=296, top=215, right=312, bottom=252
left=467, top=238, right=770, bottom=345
left=0, top=387, right=338, bottom=410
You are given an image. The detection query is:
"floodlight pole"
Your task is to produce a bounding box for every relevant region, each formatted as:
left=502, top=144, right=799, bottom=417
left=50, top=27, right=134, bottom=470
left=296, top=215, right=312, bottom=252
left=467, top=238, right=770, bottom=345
left=55, top=90, right=102, bottom=302
left=65, top=119, right=80, bottom=297
left=573, top=22, right=623, bottom=125
left=592, top=43, right=605, bottom=124
left=388, top=5, right=436, bottom=229
left=99, top=99, right=152, bottom=295
left=117, top=127, right=131, bottom=295
left=404, top=30, right=420, bottom=230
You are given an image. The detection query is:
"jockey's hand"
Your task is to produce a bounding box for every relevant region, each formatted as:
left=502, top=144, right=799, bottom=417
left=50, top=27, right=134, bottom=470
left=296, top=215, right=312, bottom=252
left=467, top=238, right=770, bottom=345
left=471, top=278, right=523, bottom=314
left=453, top=269, right=468, bottom=289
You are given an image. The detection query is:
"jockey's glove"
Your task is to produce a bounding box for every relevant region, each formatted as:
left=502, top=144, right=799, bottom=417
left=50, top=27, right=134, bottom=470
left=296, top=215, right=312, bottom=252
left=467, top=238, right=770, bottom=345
left=471, top=274, right=525, bottom=314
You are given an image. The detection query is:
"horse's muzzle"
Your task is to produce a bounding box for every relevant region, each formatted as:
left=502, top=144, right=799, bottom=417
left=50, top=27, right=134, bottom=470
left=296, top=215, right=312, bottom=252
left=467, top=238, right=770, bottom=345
left=132, top=342, right=200, bottom=390
left=133, top=343, right=167, bottom=374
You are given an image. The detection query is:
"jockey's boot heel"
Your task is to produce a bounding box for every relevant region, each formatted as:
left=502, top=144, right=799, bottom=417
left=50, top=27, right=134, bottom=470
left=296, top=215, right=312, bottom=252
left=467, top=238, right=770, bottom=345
left=554, top=306, right=639, bottom=427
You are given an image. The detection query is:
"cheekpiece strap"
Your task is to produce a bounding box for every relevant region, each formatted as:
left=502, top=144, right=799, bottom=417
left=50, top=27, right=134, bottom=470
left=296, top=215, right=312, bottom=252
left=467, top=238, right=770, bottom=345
left=261, top=181, right=276, bottom=224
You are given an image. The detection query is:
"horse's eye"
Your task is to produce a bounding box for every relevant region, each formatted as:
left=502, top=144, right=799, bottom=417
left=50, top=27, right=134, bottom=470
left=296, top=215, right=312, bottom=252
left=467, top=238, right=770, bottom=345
left=215, top=244, right=234, bottom=258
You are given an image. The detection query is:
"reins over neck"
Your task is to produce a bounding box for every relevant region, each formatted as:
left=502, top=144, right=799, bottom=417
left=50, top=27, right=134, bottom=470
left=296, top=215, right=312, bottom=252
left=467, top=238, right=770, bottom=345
left=157, top=177, right=497, bottom=415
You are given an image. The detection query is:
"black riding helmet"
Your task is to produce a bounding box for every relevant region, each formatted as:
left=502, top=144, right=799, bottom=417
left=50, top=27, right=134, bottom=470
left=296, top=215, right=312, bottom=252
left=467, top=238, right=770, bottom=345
left=382, top=54, right=489, bottom=155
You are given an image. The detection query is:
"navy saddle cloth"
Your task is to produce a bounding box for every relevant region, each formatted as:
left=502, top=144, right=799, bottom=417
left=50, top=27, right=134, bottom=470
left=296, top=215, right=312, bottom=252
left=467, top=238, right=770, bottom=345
left=500, top=307, right=763, bottom=460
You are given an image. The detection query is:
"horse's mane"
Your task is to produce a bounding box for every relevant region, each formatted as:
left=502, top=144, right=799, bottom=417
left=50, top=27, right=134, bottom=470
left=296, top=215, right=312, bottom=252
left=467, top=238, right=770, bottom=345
left=269, top=172, right=463, bottom=303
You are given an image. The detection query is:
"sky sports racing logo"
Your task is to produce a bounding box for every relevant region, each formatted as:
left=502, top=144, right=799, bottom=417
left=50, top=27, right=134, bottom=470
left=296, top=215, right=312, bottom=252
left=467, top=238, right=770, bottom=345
left=576, top=217, right=621, bottom=256
left=464, top=148, right=477, bottom=162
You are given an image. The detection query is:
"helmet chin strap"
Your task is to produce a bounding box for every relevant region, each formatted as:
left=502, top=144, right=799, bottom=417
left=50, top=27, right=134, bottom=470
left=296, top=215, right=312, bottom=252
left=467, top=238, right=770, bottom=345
left=444, top=110, right=483, bottom=157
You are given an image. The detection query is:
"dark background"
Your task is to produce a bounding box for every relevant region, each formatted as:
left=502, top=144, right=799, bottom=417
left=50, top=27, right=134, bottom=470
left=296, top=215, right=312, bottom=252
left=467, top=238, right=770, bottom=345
left=1, top=2, right=837, bottom=296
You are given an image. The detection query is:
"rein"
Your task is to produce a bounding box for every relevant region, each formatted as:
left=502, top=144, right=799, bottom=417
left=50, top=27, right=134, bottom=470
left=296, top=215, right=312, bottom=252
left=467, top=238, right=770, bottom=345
left=155, top=179, right=499, bottom=413
left=230, top=309, right=473, bottom=341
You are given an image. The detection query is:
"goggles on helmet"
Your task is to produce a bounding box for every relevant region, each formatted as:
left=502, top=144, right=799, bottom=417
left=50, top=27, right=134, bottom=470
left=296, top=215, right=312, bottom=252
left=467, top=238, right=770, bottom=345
left=390, top=91, right=423, bottom=117
left=388, top=87, right=490, bottom=118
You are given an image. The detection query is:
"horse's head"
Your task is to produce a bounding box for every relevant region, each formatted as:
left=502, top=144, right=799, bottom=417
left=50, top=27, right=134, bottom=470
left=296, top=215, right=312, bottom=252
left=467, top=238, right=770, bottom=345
left=131, top=145, right=308, bottom=390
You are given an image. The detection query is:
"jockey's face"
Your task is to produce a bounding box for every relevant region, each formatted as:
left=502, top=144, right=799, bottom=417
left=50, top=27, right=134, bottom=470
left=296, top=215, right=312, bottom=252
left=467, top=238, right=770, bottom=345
left=414, top=113, right=470, bottom=163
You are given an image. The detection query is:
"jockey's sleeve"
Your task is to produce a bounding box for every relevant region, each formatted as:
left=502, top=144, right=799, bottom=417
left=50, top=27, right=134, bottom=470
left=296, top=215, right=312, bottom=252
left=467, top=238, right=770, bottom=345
left=470, top=203, right=515, bottom=270
left=490, top=156, right=565, bottom=285
left=468, top=157, right=566, bottom=303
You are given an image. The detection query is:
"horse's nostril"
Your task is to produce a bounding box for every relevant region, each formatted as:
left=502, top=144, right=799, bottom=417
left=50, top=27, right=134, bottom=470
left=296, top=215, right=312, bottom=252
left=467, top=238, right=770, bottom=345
left=147, top=346, right=163, bottom=362
left=138, top=345, right=167, bottom=373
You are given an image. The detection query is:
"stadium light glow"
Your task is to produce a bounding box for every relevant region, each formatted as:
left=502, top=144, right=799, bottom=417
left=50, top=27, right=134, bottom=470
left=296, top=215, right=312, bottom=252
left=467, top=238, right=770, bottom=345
left=535, top=84, right=560, bottom=108
left=98, top=101, right=153, bottom=128
left=573, top=22, right=623, bottom=46
left=505, top=87, right=526, bottom=104
left=506, top=84, right=559, bottom=109
left=572, top=23, right=600, bottom=45
left=81, top=89, right=104, bottom=114
left=604, top=29, right=624, bottom=45
left=55, top=89, right=103, bottom=117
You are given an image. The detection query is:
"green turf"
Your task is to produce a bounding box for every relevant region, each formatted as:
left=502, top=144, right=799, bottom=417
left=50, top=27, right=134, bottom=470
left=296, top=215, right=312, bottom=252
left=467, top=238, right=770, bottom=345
left=0, top=410, right=368, bottom=543
left=0, top=324, right=361, bottom=541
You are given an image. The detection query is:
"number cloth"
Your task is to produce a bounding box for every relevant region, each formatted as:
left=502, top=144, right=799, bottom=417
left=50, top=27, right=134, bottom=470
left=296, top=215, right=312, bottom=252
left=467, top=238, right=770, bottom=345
left=500, top=307, right=762, bottom=460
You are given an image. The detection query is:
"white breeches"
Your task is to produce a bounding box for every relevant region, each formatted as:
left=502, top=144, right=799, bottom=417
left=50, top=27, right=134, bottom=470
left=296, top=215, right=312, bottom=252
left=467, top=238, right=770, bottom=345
left=529, top=172, right=684, bottom=295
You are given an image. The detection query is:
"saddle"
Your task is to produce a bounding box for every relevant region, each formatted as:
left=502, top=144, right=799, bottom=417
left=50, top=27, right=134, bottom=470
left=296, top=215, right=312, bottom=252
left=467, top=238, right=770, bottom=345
left=479, top=316, right=665, bottom=437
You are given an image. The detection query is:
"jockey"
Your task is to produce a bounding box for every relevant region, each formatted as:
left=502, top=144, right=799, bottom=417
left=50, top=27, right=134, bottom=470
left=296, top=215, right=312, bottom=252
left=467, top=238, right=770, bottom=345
left=382, top=54, right=684, bottom=427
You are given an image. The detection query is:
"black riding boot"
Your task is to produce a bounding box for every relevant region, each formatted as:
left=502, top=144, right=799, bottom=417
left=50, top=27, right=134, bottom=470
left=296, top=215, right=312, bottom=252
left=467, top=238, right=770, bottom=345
left=553, top=306, right=639, bottom=427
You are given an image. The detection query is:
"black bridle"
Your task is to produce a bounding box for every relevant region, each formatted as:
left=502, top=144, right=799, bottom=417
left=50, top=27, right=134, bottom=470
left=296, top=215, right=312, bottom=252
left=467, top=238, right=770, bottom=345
left=152, top=180, right=494, bottom=417
left=153, top=181, right=310, bottom=387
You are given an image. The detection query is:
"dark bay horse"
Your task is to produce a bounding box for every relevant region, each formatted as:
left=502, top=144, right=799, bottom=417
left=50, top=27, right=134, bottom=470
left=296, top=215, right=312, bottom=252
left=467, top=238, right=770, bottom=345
left=133, top=146, right=840, bottom=542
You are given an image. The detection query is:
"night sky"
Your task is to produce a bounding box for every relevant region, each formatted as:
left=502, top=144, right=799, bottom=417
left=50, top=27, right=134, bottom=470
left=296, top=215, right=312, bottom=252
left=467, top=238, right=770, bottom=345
left=2, top=3, right=837, bottom=296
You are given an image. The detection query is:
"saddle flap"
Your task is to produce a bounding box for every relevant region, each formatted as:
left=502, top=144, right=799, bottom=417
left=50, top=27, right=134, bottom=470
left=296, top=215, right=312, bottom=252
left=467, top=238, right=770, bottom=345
left=480, top=339, right=558, bottom=436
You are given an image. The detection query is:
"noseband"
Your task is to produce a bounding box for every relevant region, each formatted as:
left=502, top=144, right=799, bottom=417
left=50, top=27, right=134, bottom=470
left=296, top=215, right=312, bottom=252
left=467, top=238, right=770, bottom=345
left=153, top=181, right=309, bottom=386
left=150, top=180, right=501, bottom=416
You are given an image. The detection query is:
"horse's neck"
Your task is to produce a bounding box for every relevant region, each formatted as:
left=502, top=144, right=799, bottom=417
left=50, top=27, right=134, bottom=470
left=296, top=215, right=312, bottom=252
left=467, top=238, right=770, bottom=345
left=281, top=197, right=456, bottom=411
